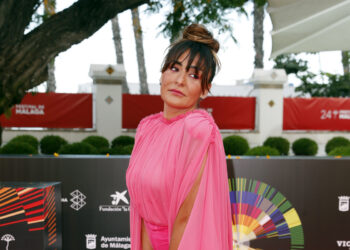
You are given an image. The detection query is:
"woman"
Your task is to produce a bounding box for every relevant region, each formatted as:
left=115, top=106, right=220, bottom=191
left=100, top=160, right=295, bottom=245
left=126, top=24, right=233, bottom=250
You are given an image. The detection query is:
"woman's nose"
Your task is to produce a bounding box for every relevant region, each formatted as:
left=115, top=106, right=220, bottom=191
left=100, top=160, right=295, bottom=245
left=175, top=70, right=186, bottom=85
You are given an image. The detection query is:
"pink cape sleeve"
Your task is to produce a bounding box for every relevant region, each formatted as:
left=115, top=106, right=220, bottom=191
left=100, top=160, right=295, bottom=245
left=129, top=203, right=142, bottom=250
left=128, top=117, right=147, bottom=250
left=168, top=111, right=233, bottom=249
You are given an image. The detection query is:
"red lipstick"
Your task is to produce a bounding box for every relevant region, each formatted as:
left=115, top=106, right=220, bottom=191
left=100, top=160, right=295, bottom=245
left=169, top=89, right=185, bottom=96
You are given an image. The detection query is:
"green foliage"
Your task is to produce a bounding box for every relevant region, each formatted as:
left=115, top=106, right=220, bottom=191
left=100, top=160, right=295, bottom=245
left=40, top=135, right=67, bottom=154
left=58, top=142, right=99, bottom=155
left=253, top=0, right=268, bottom=6
left=147, top=0, right=255, bottom=41
left=111, top=145, right=134, bottom=155
left=274, top=53, right=350, bottom=97
left=9, top=135, right=39, bottom=151
left=273, top=54, right=308, bottom=75
left=82, top=136, right=109, bottom=152
left=325, top=137, right=350, bottom=155
left=244, top=146, right=280, bottom=156
left=263, top=137, right=290, bottom=155
left=98, top=147, right=113, bottom=155
left=223, top=135, right=249, bottom=155
left=0, top=142, right=38, bottom=155
left=292, top=138, right=318, bottom=156
left=111, top=136, right=135, bottom=148
left=296, top=72, right=350, bottom=97
left=328, top=146, right=350, bottom=156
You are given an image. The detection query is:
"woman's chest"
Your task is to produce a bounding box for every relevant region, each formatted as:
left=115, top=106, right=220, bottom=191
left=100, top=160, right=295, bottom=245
left=129, top=125, right=184, bottom=193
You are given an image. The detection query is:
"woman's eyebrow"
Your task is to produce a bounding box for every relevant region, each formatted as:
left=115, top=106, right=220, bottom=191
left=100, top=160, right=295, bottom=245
left=188, top=65, right=199, bottom=70
left=171, top=61, right=200, bottom=72
left=187, top=65, right=201, bottom=74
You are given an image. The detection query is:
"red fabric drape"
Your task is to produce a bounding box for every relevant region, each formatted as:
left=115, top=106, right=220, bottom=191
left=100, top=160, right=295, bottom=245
left=284, top=97, right=350, bottom=131
left=0, top=93, right=93, bottom=128
left=122, top=94, right=256, bottom=130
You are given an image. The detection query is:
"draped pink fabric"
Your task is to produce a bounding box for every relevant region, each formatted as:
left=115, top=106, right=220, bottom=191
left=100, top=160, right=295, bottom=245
left=126, top=109, right=233, bottom=250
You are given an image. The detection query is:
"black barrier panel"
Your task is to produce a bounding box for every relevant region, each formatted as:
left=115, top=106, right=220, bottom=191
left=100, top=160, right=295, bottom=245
left=0, top=156, right=131, bottom=250
left=0, top=182, right=62, bottom=250
left=0, top=156, right=350, bottom=249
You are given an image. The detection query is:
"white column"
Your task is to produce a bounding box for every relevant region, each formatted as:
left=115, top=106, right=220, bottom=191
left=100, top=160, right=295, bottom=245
left=250, top=69, right=287, bottom=145
left=89, top=64, right=126, bottom=141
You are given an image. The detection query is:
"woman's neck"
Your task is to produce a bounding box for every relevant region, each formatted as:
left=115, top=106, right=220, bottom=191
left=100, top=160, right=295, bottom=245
left=162, top=105, right=195, bottom=120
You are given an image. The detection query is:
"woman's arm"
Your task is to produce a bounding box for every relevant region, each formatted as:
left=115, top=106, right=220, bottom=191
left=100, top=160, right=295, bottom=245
left=141, top=219, right=153, bottom=250
left=169, top=152, right=208, bottom=250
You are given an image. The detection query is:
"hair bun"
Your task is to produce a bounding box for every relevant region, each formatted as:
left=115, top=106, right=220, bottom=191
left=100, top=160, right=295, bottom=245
left=182, top=24, right=220, bottom=53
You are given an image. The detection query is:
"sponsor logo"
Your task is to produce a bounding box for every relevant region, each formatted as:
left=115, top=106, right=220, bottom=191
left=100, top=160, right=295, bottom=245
left=1, top=234, right=15, bottom=250
left=99, top=190, right=129, bottom=212
left=86, top=234, right=97, bottom=249
left=339, top=110, right=350, bottom=120
left=338, top=196, right=350, bottom=212
left=70, top=190, right=87, bottom=211
left=15, top=104, right=45, bottom=115
left=321, top=109, right=350, bottom=120
left=337, top=240, right=350, bottom=248
left=100, top=236, right=131, bottom=249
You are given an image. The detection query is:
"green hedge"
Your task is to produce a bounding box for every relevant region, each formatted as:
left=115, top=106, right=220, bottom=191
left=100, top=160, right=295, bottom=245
left=292, top=138, right=318, bottom=156
left=82, top=136, right=109, bottom=153
left=325, top=137, right=350, bottom=155
left=328, top=146, right=350, bottom=156
left=245, top=146, right=280, bottom=156
left=40, top=135, right=67, bottom=154
left=0, top=142, right=38, bottom=155
left=98, top=147, right=113, bottom=155
left=110, top=145, right=134, bottom=155
left=9, top=135, right=39, bottom=151
left=223, top=135, right=249, bottom=155
left=58, top=142, right=99, bottom=155
left=263, top=137, right=290, bottom=155
left=111, top=136, right=134, bottom=148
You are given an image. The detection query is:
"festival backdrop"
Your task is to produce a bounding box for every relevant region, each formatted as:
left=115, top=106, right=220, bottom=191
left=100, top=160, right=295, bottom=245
left=0, top=93, right=93, bottom=128
left=283, top=97, right=350, bottom=131
left=122, top=94, right=256, bottom=130
left=0, top=156, right=349, bottom=249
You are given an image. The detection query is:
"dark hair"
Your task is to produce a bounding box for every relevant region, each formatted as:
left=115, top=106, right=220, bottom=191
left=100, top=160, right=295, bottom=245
left=161, top=24, right=220, bottom=94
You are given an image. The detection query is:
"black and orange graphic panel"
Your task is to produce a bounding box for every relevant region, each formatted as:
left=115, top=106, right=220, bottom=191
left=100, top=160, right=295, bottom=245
left=0, top=182, right=61, bottom=250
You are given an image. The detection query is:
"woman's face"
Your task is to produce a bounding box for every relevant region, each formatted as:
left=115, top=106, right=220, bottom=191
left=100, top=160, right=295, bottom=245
left=160, top=52, right=209, bottom=112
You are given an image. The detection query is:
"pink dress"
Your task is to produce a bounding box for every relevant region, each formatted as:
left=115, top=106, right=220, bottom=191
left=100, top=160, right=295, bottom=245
left=126, top=109, right=233, bottom=250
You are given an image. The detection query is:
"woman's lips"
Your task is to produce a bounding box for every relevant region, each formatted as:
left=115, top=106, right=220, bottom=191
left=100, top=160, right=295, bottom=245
left=169, top=89, right=185, bottom=96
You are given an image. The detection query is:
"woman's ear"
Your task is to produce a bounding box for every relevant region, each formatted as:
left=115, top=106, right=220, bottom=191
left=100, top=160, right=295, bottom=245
left=200, top=83, right=212, bottom=99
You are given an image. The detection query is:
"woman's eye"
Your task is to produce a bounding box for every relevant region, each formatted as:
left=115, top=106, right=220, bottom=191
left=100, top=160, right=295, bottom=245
left=190, top=74, right=199, bottom=79
left=170, top=66, right=178, bottom=71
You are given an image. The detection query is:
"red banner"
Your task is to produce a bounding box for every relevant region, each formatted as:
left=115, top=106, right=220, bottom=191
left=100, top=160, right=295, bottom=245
left=0, top=93, right=93, bottom=128
left=284, top=97, right=350, bottom=131
left=122, top=94, right=256, bottom=130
